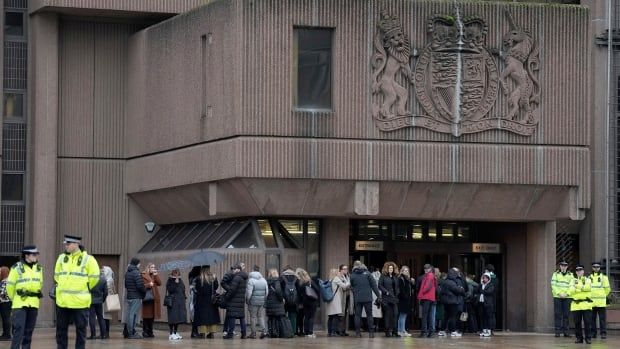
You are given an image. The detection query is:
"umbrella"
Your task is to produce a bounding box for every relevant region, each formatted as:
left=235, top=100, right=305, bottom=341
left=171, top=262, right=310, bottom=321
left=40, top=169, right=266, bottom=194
left=159, top=260, right=193, bottom=272
left=185, top=250, right=226, bottom=267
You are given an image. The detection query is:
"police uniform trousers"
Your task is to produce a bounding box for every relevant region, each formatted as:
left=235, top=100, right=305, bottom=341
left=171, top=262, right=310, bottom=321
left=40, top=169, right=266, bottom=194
left=591, top=307, right=607, bottom=337
left=553, top=298, right=571, bottom=335
left=56, top=307, right=89, bottom=349
left=573, top=309, right=592, bottom=341
left=10, top=307, right=37, bottom=349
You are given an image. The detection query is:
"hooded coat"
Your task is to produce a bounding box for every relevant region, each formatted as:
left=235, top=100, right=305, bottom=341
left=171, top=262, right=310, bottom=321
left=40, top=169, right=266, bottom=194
left=165, top=277, right=187, bottom=324
left=225, top=271, right=248, bottom=318
left=265, top=277, right=286, bottom=317
left=350, top=265, right=381, bottom=304
left=246, top=271, right=268, bottom=306
left=439, top=269, right=465, bottom=305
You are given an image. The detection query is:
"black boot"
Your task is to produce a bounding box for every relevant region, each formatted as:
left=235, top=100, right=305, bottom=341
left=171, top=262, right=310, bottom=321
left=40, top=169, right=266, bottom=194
left=575, top=338, right=583, bottom=344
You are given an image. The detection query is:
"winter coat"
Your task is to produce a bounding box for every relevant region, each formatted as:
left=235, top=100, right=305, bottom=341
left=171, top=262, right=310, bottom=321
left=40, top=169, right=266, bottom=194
left=141, top=272, right=162, bottom=319
left=326, top=274, right=351, bottom=316
left=299, top=279, right=320, bottom=307
left=265, top=277, right=286, bottom=317
left=90, top=276, right=108, bottom=305
left=465, top=279, right=479, bottom=304
left=221, top=270, right=234, bottom=293
left=476, top=282, right=496, bottom=310
left=102, top=267, right=116, bottom=320
left=124, top=264, right=146, bottom=300
left=246, top=271, right=268, bottom=306
left=397, top=275, right=414, bottom=314
left=439, top=269, right=465, bottom=305
left=279, top=269, right=299, bottom=311
left=350, top=266, right=381, bottom=304
left=378, top=273, right=399, bottom=305
left=193, top=277, right=220, bottom=326
left=165, top=277, right=187, bottom=324
left=361, top=271, right=382, bottom=318
left=225, top=271, right=248, bottom=318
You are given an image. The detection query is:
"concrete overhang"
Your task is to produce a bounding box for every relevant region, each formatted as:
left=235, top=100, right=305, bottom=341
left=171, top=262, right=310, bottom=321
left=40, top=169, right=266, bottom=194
left=29, top=0, right=209, bottom=17
left=128, top=178, right=583, bottom=224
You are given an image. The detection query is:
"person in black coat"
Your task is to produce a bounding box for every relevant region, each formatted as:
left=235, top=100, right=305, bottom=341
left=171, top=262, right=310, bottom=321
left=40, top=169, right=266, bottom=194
left=439, top=268, right=465, bottom=336
left=397, top=266, right=414, bottom=337
left=192, top=266, right=220, bottom=338
left=350, top=261, right=381, bottom=338
left=166, top=269, right=187, bottom=340
left=476, top=273, right=496, bottom=337
left=265, top=269, right=286, bottom=337
left=378, top=262, right=400, bottom=337
left=223, top=264, right=248, bottom=339
left=88, top=273, right=107, bottom=339
left=123, top=258, right=145, bottom=338
left=297, top=268, right=320, bottom=337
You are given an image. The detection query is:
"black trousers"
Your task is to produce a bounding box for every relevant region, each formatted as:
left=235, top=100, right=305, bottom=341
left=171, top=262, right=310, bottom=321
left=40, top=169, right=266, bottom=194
left=143, top=318, right=154, bottom=336
left=56, top=307, right=89, bottom=349
left=466, top=302, right=478, bottom=332
left=382, top=302, right=397, bottom=333
left=444, top=304, right=459, bottom=333
left=303, top=304, right=317, bottom=335
left=591, top=307, right=606, bottom=336
left=0, top=302, right=11, bottom=337
left=420, top=300, right=433, bottom=334
left=88, top=304, right=105, bottom=337
left=11, top=307, right=37, bottom=349
left=573, top=310, right=592, bottom=340
left=354, top=302, right=374, bottom=334
left=553, top=298, right=571, bottom=334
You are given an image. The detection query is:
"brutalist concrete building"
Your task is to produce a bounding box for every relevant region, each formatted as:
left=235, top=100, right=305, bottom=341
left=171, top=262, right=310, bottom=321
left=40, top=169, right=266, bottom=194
left=0, top=0, right=616, bottom=331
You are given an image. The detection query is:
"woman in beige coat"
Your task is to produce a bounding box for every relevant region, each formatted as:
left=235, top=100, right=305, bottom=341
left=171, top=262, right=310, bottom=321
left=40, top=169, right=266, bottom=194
left=326, top=265, right=351, bottom=336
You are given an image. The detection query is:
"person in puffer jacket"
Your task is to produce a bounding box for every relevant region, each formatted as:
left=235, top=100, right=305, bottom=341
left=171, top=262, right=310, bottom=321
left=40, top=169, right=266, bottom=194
left=265, top=269, right=286, bottom=337
left=223, top=263, right=248, bottom=339
left=246, top=265, right=268, bottom=338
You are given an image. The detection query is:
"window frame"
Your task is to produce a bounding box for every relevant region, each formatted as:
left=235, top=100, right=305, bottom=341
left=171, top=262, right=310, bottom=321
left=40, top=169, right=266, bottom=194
left=1, top=172, right=24, bottom=203
left=292, top=27, right=334, bottom=112
left=4, top=10, right=27, bottom=41
left=3, top=90, right=26, bottom=121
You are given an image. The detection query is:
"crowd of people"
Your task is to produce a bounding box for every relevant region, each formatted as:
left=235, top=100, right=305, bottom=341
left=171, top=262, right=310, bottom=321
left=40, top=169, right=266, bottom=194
left=0, top=236, right=613, bottom=348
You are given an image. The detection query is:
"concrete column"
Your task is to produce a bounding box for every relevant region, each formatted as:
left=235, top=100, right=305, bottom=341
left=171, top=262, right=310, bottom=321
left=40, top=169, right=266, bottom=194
left=27, top=13, right=59, bottom=326
left=320, top=218, right=350, bottom=279
left=581, top=0, right=611, bottom=262
left=526, top=221, right=556, bottom=332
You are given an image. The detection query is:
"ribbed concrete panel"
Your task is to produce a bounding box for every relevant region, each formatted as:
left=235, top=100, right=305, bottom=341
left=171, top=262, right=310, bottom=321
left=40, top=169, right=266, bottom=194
left=30, top=0, right=209, bottom=14
left=57, top=159, right=127, bottom=255
left=125, top=137, right=590, bottom=210
left=91, top=161, right=127, bottom=254
left=59, top=20, right=94, bottom=157
left=93, top=23, right=133, bottom=158
left=57, top=159, right=93, bottom=241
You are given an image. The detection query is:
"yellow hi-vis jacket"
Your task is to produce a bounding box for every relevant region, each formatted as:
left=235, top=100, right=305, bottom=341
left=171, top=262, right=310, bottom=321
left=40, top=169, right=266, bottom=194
left=54, top=250, right=100, bottom=309
left=6, top=262, right=43, bottom=309
left=569, top=275, right=592, bottom=311
left=551, top=271, right=574, bottom=298
left=589, top=272, right=611, bottom=308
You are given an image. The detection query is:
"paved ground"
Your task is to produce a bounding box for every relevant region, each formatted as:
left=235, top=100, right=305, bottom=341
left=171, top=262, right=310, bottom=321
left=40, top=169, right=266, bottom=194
left=11, top=328, right=619, bottom=349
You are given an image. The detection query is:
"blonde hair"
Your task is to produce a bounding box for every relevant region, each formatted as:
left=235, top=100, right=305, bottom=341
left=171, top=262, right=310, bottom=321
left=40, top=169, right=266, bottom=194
left=329, top=268, right=339, bottom=279
left=142, top=263, right=155, bottom=273
left=382, top=261, right=399, bottom=275
left=296, top=268, right=311, bottom=284
left=268, top=268, right=279, bottom=278
left=200, top=266, right=214, bottom=285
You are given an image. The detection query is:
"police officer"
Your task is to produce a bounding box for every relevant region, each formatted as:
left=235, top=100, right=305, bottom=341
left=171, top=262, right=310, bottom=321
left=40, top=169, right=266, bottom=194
left=54, top=235, right=100, bottom=349
left=551, top=260, right=572, bottom=337
left=5, top=246, right=43, bottom=349
left=589, top=261, right=610, bottom=339
left=570, top=264, right=592, bottom=344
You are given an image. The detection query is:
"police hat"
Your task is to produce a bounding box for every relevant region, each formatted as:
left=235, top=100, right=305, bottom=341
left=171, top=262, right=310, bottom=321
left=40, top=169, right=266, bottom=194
left=592, top=262, right=602, bottom=268
left=559, top=260, right=568, bottom=266
left=575, top=264, right=584, bottom=270
left=63, top=234, right=82, bottom=244
left=21, top=245, right=39, bottom=255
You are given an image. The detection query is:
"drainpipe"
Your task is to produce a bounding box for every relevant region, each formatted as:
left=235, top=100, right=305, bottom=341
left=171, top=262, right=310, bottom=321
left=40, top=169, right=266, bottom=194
left=605, top=0, right=612, bottom=277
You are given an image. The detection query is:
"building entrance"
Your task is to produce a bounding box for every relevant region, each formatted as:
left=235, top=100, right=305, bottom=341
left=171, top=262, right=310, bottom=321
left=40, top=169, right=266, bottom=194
left=350, top=220, right=505, bottom=330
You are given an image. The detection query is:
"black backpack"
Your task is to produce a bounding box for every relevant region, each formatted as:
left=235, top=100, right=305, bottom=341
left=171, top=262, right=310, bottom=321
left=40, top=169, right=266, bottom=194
left=283, top=278, right=298, bottom=306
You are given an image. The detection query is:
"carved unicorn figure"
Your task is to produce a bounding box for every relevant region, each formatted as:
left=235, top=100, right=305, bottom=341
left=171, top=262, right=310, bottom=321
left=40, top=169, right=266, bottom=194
left=500, top=11, right=540, bottom=123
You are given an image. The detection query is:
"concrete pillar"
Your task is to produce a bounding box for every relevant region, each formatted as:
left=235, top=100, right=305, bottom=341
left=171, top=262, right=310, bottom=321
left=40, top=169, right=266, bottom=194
left=526, top=221, right=556, bottom=332
left=320, top=218, right=349, bottom=279
left=27, top=13, right=59, bottom=326
left=582, top=0, right=611, bottom=263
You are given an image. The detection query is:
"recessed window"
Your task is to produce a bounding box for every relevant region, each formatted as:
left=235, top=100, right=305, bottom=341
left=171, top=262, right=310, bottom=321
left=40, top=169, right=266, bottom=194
left=5, top=12, right=24, bottom=37
left=2, top=174, right=23, bottom=201
left=293, top=28, right=332, bottom=110
left=4, top=93, right=24, bottom=118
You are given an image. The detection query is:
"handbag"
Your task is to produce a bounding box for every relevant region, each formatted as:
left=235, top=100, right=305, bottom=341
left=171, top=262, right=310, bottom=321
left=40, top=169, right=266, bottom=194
left=143, top=288, right=154, bottom=302
left=459, top=311, right=468, bottom=322
left=305, top=284, right=318, bottom=300
left=104, top=293, right=121, bottom=312
left=164, top=290, right=173, bottom=308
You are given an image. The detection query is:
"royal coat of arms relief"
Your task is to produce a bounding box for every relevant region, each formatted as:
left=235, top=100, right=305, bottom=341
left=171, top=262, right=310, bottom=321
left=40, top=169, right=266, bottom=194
left=372, top=10, right=541, bottom=136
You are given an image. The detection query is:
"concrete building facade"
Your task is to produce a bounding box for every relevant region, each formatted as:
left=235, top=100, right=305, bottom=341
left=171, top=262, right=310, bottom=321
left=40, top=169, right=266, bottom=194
left=0, top=0, right=613, bottom=332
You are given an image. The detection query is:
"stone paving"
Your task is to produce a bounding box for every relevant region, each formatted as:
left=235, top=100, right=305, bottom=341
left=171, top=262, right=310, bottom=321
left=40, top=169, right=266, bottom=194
left=8, top=328, right=619, bottom=349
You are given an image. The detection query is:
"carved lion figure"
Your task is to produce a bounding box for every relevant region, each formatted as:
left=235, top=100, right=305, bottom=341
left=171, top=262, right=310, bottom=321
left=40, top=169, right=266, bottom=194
left=372, top=11, right=414, bottom=118
left=500, top=11, right=540, bottom=123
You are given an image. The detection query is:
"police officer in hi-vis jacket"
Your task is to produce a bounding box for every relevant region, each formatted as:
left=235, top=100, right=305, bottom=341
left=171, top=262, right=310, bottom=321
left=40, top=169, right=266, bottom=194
left=551, top=260, right=573, bottom=337
left=569, top=264, right=592, bottom=344
left=589, top=261, right=611, bottom=339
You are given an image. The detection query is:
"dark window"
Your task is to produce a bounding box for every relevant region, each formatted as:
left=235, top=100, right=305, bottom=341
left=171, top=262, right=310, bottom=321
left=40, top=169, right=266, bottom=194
left=259, top=219, right=278, bottom=248
left=227, top=224, right=259, bottom=249
left=5, top=12, right=23, bottom=37
left=4, top=93, right=23, bottom=118
left=1, top=174, right=23, bottom=201
left=294, top=28, right=332, bottom=110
